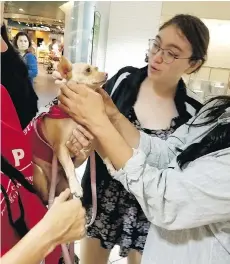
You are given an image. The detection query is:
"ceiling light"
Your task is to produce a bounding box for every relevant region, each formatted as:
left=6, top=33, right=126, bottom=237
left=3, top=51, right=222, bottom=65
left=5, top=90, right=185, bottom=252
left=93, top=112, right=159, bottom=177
left=71, top=17, right=74, bottom=19
left=19, top=8, right=24, bottom=12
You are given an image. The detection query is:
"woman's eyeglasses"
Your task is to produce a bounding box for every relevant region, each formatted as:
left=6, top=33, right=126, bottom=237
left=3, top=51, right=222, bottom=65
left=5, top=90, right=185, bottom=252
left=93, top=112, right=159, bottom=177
left=148, top=39, right=196, bottom=64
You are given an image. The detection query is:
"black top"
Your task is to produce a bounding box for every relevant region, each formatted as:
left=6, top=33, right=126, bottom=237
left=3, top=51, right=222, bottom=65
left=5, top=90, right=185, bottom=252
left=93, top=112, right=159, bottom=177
left=81, top=66, right=202, bottom=207
left=1, top=24, right=38, bottom=129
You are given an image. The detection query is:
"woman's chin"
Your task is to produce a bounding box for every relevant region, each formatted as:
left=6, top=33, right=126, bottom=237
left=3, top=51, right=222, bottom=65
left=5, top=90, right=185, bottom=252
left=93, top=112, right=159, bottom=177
left=147, top=71, right=161, bottom=81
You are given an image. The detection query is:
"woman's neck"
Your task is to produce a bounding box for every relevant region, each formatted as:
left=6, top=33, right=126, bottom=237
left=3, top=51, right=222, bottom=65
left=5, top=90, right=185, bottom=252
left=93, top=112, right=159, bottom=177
left=144, top=77, right=179, bottom=99
left=19, top=50, right=26, bottom=56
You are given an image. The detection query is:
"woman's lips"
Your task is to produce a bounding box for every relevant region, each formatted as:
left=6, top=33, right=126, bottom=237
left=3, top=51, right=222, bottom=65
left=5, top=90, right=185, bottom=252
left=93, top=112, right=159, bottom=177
left=150, top=65, right=161, bottom=72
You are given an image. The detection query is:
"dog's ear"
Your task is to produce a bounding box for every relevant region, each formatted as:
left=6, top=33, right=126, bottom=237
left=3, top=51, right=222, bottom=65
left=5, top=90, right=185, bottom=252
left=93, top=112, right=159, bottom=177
left=57, top=56, right=72, bottom=80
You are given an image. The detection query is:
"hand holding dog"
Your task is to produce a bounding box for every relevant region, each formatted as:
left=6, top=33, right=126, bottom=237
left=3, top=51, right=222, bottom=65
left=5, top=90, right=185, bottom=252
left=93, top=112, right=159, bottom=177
left=66, top=125, right=95, bottom=167
left=58, top=81, right=109, bottom=131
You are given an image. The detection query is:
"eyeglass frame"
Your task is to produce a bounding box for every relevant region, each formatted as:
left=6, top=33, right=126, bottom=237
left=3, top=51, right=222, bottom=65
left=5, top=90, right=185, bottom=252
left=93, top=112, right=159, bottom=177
left=148, top=38, right=201, bottom=64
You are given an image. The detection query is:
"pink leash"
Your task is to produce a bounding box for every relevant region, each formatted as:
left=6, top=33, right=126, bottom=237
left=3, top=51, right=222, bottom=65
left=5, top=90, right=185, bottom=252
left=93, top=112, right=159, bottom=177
left=33, top=118, right=97, bottom=264
left=48, top=155, right=74, bottom=264
left=87, top=151, right=97, bottom=227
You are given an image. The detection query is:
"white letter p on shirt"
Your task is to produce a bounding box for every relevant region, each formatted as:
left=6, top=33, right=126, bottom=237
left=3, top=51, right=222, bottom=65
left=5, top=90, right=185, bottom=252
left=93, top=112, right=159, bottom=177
left=12, top=149, right=25, bottom=167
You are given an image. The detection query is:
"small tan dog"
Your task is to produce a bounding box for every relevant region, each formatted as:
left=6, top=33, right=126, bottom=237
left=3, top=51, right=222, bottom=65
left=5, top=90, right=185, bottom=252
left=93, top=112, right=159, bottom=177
left=26, top=57, right=108, bottom=202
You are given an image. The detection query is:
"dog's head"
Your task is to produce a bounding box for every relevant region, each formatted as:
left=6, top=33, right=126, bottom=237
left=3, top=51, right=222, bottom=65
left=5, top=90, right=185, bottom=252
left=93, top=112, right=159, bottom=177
left=53, top=56, right=108, bottom=89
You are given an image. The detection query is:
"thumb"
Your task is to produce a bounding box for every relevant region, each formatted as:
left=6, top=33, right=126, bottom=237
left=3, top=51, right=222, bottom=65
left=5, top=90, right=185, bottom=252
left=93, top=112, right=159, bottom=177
left=53, top=188, right=71, bottom=205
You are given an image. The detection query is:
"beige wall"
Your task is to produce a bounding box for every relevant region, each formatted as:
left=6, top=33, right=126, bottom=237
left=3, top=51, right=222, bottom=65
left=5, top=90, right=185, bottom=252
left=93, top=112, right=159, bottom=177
left=161, top=1, right=230, bottom=21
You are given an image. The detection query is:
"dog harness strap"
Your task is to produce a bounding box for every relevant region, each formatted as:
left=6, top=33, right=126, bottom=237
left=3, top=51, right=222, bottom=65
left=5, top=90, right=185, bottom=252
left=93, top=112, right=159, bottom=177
left=46, top=105, right=70, bottom=119
left=86, top=151, right=97, bottom=227
left=33, top=117, right=52, bottom=149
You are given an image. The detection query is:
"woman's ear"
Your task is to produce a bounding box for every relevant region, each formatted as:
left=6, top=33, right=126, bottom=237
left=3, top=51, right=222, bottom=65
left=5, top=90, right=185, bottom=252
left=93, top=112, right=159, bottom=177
left=185, top=59, right=203, bottom=74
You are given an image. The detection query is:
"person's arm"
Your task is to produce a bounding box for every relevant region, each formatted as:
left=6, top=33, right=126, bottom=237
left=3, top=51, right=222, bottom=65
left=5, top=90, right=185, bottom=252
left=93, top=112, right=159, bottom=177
left=75, top=115, right=230, bottom=229
left=25, top=53, right=38, bottom=79
left=1, top=220, right=54, bottom=264
left=110, top=148, right=230, bottom=230
left=111, top=113, right=141, bottom=149
left=92, top=119, right=230, bottom=229
left=93, top=113, right=189, bottom=170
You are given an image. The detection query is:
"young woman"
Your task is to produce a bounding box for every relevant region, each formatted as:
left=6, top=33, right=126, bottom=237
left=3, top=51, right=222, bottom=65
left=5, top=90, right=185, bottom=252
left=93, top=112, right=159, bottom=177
left=75, top=14, right=207, bottom=264
left=13, top=31, right=38, bottom=84
left=1, top=26, right=85, bottom=264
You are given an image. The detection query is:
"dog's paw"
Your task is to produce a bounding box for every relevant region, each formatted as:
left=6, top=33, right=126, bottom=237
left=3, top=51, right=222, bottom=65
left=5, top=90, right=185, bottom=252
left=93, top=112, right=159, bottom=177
left=55, top=79, right=67, bottom=85
left=69, top=178, right=83, bottom=198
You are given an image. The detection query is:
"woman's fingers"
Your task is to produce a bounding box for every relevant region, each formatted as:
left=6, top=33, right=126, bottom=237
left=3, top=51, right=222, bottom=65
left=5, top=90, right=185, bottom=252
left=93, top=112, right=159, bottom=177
left=53, top=188, right=71, bottom=205
left=75, top=124, right=94, bottom=141
left=72, top=128, right=92, bottom=149
left=66, top=140, right=83, bottom=155
left=66, top=126, right=93, bottom=156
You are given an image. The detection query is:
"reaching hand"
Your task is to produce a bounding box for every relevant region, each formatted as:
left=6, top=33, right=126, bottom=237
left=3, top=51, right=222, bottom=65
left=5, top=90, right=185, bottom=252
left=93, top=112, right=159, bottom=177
left=42, top=188, right=86, bottom=247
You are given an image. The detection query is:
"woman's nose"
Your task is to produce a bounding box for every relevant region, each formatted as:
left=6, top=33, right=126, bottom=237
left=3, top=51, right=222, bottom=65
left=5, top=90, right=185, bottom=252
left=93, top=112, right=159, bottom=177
left=152, top=50, right=163, bottom=63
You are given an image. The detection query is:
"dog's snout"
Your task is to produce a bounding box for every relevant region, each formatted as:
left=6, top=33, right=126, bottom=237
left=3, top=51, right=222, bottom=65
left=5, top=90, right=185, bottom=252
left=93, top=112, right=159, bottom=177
left=105, top=73, right=108, bottom=79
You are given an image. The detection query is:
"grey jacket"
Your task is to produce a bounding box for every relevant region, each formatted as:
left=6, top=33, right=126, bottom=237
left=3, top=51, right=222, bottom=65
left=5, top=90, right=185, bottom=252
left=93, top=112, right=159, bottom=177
left=112, top=101, right=230, bottom=264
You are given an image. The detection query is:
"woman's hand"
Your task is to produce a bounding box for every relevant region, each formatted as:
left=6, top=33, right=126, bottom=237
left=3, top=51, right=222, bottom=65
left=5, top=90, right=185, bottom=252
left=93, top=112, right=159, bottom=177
left=58, top=81, right=109, bottom=131
left=0, top=188, right=86, bottom=264
left=66, top=125, right=95, bottom=167
left=41, top=188, right=86, bottom=247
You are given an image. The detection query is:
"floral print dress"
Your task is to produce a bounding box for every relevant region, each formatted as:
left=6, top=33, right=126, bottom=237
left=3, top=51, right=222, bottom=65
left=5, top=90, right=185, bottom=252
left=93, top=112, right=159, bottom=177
left=87, top=107, right=176, bottom=257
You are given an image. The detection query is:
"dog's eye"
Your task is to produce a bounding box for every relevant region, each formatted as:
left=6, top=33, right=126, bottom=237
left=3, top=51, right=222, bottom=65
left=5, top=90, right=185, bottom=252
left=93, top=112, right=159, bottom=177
left=86, top=67, right=91, bottom=73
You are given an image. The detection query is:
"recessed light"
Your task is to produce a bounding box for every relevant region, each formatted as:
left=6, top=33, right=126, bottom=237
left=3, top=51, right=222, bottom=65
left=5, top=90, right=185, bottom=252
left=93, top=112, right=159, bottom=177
left=71, top=17, right=74, bottom=19
left=19, top=8, right=24, bottom=12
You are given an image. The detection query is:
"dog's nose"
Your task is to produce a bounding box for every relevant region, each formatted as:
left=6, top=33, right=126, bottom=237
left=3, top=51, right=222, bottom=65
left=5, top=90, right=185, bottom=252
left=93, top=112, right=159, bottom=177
left=105, top=73, right=108, bottom=78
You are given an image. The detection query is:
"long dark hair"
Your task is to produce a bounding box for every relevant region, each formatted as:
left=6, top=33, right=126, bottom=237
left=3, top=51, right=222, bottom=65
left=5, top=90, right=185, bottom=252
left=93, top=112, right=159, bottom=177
left=177, top=96, right=230, bottom=168
left=1, top=24, right=38, bottom=129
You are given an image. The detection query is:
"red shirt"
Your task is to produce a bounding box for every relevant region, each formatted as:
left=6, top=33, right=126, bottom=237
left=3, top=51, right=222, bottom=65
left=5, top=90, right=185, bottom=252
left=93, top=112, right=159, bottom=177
left=0, top=85, right=61, bottom=263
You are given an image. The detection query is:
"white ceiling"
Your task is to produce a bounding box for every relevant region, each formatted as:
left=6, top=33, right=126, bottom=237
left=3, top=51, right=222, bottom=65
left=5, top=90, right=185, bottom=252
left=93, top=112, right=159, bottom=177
left=4, top=1, right=67, bottom=24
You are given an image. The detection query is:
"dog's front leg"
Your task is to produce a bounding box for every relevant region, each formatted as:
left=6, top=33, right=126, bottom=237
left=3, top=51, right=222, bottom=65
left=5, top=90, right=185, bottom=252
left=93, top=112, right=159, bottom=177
left=54, top=144, right=83, bottom=197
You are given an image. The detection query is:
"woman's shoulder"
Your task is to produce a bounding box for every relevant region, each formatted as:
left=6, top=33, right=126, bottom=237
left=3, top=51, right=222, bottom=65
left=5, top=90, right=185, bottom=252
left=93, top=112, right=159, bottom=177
left=24, top=52, right=36, bottom=61
left=116, top=66, right=140, bottom=75
left=104, top=66, right=142, bottom=95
